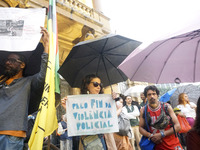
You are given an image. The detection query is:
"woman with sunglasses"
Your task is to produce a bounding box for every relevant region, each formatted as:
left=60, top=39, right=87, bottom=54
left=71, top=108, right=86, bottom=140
left=61, top=74, right=113, bottom=150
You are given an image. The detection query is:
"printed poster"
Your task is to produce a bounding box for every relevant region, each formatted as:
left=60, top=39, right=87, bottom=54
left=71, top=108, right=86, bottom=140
left=0, top=7, right=46, bottom=51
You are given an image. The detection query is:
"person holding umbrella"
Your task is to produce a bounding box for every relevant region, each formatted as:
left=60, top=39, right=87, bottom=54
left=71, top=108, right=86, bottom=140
left=61, top=74, right=113, bottom=150
left=177, top=93, right=197, bottom=127
left=0, top=26, right=49, bottom=150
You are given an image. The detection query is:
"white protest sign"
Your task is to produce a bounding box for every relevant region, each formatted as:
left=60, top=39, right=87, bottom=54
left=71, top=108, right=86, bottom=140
left=66, top=94, right=119, bottom=136
left=0, top=8, right=46, bottom=51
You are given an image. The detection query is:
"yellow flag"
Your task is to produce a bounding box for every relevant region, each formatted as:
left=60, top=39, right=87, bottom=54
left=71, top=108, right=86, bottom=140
left=28, top=0, right=58, bottom=149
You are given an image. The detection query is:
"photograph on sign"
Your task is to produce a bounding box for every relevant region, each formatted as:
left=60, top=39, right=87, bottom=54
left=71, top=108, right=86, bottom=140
left=0, top=8, right=46, bottom=51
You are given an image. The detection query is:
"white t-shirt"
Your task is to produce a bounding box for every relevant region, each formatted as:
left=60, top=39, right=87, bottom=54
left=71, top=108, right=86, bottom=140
left=122, top=105, right=140, bottom=119
left=177, top=102, right=196, bottom=119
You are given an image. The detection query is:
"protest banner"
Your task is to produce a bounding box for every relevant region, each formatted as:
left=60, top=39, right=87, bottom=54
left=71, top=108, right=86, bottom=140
left=67, top=94, right=119, bottom=136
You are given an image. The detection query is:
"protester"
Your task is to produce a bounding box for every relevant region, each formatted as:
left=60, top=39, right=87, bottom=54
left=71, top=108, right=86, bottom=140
left=177, top=93, right=196, bottom=127
left=122, top=95, right=141, bottom=150
left=132, top=96, right=141, bottom=111
left=113, top=97, right=133, bottom=150
left=61, top=74, right=108, bottom=150
left=57, top=115, right=72, bottom=150
left=139, top=92, right=147, bottom=108
left=139, top=85, right=183, bottom=150
left=186, top=96, right=200, bottom=150
left=0, top=26, right=49, bottom=150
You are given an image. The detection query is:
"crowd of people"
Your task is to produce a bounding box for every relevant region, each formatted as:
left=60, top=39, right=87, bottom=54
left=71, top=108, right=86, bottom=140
left=1, top=25, right=200, bottom=150
left=59, top=83, right=200, bottom=150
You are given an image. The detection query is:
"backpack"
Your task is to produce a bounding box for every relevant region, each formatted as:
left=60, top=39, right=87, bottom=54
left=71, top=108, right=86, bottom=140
left=117, top=112, right=132, bottom=136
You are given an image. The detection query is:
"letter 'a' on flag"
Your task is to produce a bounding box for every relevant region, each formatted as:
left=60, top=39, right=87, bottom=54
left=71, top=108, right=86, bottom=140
left=28, top=0, right=58, bottom=149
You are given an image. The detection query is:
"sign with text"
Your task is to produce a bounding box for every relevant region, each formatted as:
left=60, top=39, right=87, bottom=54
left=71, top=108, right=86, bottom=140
left=66, top=94, right=119, bottom=136
left=0, top=8, right=45, bottom=51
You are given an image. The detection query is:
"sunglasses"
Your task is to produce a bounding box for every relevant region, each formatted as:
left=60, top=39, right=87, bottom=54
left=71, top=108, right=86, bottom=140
left=4, top=58, right=23, bottom=64
left=91, top=82, right=103, bottom=87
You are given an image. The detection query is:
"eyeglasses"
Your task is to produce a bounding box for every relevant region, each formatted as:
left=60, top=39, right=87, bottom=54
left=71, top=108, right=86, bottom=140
left=4, top=58, right=23, bottom=64
left=91, top=82, right=103, bottom=87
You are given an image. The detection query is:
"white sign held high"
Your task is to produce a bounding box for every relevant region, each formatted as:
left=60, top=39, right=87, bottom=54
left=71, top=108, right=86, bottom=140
left=0, top=8, right=46, bottom=51
left=66, top=94, right=119, bottom=136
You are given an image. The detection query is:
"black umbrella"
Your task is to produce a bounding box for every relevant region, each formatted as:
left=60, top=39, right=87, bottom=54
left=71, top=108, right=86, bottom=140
left=58, top=34, right=142, bottom=88
left=0, top=42, right=44, bottom=114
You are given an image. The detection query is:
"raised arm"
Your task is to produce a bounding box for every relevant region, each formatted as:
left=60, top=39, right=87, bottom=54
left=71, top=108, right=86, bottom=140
left=61, top=96, right=68, bottom=110
left=31, top=27, right=49, bottom=89
left=40, top=26, right=49, bottom=54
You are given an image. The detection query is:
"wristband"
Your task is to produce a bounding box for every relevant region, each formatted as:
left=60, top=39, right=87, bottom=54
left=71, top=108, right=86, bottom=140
left=160, top=131, right=165, bottom=138
left=148, top=133, right=153, bottom=140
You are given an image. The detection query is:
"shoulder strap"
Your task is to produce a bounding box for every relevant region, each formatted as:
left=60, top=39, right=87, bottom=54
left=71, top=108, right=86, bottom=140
left=162, top=102, right=177, bottom=137
left=144, top=105, right=150, bottom=132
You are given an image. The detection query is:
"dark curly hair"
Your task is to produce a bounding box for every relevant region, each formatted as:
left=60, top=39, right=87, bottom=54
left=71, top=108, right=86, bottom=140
left=144, top=85, right=160, bottom=97
left=193, top=97, right=200, bottom=134
left=80, top=74, right=103, bottom=94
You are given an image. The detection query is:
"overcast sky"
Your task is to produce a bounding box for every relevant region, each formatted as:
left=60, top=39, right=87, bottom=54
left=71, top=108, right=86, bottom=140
left=100, top=0, right=200, bottom=43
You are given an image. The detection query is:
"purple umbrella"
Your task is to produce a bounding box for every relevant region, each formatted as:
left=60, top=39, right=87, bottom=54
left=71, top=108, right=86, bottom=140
left=118, top=29, right=200, bottom=84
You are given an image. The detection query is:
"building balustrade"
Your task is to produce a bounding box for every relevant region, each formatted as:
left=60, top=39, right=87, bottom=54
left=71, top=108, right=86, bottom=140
left=56, top=0, right=110, bottom=31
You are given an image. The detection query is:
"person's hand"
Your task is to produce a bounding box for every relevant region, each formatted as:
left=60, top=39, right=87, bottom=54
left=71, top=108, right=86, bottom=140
left=112, top=91, right=120, bottom=100
left=190, top=104, right=196, bottom=109
left=61, top=96, right=68, bottom=110
left=150, top=133, right=162, bottom=144
left=178, top=112, right=186, bottom=118
left=40, top=26, right=49, bottom=54
left=116, top=101, right=123, bottom=110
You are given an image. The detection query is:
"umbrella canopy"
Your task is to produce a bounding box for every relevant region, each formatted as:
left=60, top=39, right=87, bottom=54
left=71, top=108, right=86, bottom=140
left=159, top=88, right=177, bottom=103
left=118, top=29, right=200, bottom=84
left=0, top=42, right=44, bottom=76
left=169, top=84, right=200, bottom=108
left=124, top=85, right=146, bottom=96
left=58, top=34, right=141, bottom=88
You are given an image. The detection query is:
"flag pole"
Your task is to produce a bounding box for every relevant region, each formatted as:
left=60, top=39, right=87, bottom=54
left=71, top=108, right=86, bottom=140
left=47, top=135, right=51, bottom=150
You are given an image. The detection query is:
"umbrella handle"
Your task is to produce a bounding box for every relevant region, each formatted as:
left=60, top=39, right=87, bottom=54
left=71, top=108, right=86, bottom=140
left=174, top=78, right=181, bottom=84
left=110, top=84, right=113, bottom=92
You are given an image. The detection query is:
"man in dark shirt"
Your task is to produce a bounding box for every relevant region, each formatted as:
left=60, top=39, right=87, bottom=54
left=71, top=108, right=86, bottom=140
left=139, top=92, right=147, bottom=108
left=0, top=27, right=49, bottom=150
